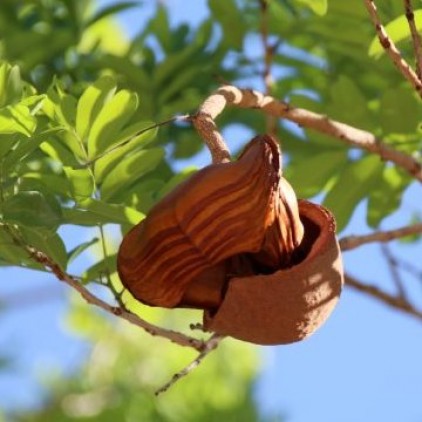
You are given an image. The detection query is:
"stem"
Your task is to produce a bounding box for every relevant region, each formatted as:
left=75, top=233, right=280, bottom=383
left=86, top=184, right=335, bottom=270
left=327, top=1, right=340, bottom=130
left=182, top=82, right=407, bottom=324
left=192, top=85, right=422, bottom=182
left=364, top=0, right=422, bottom=98
left=403, top=0, right=422, bottom=80
left=339, top=223, right=422, bottom=250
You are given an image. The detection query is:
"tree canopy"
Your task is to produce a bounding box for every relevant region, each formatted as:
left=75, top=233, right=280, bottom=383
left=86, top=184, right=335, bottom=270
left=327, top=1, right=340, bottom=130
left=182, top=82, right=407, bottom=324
left=1, top=0, right=421, bottom=421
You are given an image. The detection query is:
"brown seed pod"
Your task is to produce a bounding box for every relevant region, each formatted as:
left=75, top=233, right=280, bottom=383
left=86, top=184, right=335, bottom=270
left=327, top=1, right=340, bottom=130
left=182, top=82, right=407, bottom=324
left=117, top=134, right=343, bottom=344
left=203, top=200, right=343, bottom=345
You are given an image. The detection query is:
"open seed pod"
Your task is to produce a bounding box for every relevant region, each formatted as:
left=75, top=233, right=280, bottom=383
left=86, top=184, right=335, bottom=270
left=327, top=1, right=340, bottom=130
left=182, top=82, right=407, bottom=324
left=117, top=134, right=344, bottom=345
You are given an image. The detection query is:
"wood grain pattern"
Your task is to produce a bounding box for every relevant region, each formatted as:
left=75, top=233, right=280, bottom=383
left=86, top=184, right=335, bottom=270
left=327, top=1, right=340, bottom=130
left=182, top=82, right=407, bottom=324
left=117, top=135, right=304, bottom=309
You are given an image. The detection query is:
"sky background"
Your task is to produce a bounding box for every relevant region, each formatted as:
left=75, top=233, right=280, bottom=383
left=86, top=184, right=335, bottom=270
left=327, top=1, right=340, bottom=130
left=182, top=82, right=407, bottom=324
left=1, top=1, right=422, bottom=421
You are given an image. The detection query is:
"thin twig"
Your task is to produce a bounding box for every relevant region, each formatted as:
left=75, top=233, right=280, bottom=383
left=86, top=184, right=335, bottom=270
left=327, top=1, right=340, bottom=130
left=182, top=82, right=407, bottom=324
left=192, top=85, right=422, bottom=182
left=259, top=0, right=277, bottom=135
left=155, top=334, right=223, bottom=395
left=5, top=225, right=206, bottom=351
left=364, top=0, right=422, bottom=98
left=339, top=222, right=422, bottom=250
left=404, top=0, right=422, bottom=80
left=80, top=115, right=189, bottom=168
left=345, top=273, right=422, bottom=321
left=381, top=244, right=407, bottom=299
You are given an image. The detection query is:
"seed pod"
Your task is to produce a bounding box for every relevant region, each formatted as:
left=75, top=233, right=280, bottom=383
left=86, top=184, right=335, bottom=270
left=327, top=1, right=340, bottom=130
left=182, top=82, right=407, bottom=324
left=117, top=135, right=302, bottom=308
left=204, top=200, right=343, bottom=345
left=117, top=134, right=343, bottom=344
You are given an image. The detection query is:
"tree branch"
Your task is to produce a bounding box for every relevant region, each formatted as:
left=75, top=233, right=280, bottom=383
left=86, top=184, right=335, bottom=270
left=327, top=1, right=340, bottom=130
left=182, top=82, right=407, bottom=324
left=339, top=222, right=422, bottom=250
left=364, top=0, right=422, bottom=97
left=155, top=334, right=223, bottom=396
left=381, top=244, right=408, bottom=299
left=259, top=0, right=277, bottom=135
left=404, top=0, right=422, bottom=80
left=5, top=225, right=206, bottom=352
left=345, top=273, right=422, bottom=321
left=191, top=85, right=422, bottom=182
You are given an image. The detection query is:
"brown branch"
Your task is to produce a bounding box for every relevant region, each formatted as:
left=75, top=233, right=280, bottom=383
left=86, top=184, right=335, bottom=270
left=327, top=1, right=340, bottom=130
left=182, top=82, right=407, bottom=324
left=381, top=244, right=407, bottom=299
left=345, top=273, right=422, bottom=321
left=155, top=334, right=223, bottom=395
left=339, top=222, right=422, bottom=250
left=5, top=226, right=206, bottom=352
left=259, top=0, right=277, bottom=135
left=192, top=85, right=422, bottom=182
left=364, top=0, right=422, bottom=97
left=404, top=0, right=422, bottom=80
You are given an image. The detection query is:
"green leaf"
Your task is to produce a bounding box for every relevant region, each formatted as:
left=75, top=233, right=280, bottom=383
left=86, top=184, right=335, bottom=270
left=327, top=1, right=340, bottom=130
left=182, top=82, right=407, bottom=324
left=110, top=178, right=165, bottom=213
left=20, top=227, right=68, bottom=270
left=85, top=2, right=138, bottom=27
left=0, top=226, right=42, bottom=269
left=64, top=167, right=95, bottom=203
left=286, top=151, right=348, bottom=198
left=327, top=76, right=373, bottom=130
left=75, top=75, right=117, bottom=143
left=2, top=191, right=62, bottom=231
left=153, top=20, right=213, bottom=87
left=147, top=5, right=171, bottom=51
left=0, top=62, right=23, bottom=108
left=19, top=173, right=71, bottom=198
left=367, top=167, right=412, bottom=227
left=88, top=89, right=138, bottom=159
left=296, top=0, right=328, bottom=16
left=40, top=129, right=85, bottom=164
left=0, top=104, right=37, bottom=136
left=380, top=86, right=421, bottom=134
left=3, top=128, right=61, bottom=172
left=0, top=134, right=20, bottom=161
left=323, top=155, right=384, bottom=232
left=369, top=10, right=422, bottom=57
left=82, top=254, right=117, bottom=284
left=156, top=166, right=197, bottom=199
left=67, top=237, right=99, bottom=265
left=93, top=120, right=158, bottom=183
left=44, top=82, right=77, bottom=129
left=63, top=201, right=143, bottom=226
left=100, top=147, right=164, bottom=200
left=208, top=0, right=246, bottom=49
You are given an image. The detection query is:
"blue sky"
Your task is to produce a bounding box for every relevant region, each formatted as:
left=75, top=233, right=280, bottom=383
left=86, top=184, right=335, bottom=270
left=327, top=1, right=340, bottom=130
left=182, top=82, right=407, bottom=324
left=1, top=1, right=422, bottom=421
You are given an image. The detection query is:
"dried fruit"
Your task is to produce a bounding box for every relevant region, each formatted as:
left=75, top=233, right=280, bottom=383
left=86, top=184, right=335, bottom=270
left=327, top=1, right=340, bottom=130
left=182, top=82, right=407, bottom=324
left=117, top=134, right=343, bottom=344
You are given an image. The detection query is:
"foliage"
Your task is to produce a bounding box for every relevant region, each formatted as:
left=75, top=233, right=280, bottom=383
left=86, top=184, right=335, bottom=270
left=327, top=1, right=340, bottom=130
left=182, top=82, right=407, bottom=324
left=0, top=0, right=421, bottom=419
left=13, top=299, right=262, bottom=422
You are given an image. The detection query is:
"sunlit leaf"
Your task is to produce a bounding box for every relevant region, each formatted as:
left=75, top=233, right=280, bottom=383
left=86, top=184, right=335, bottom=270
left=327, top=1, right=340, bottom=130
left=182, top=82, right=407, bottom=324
left=75, top=75, right=117, bottom=143
left=295, top=0, right=328, bottom=16
left=64, top=166, right=95, bottom=203
left=0, top=62, right=22, bottom=108
left=0, top=104, right=37, bottom=136
left=93, top=120, right=158, bottom=183
left=369, top=10, right=422, bottom=57
left=100, top=147, right=164, bottom=200
left=88, top=89, right=138, bottom=159
left=85, top=2, right=138, bottom=28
